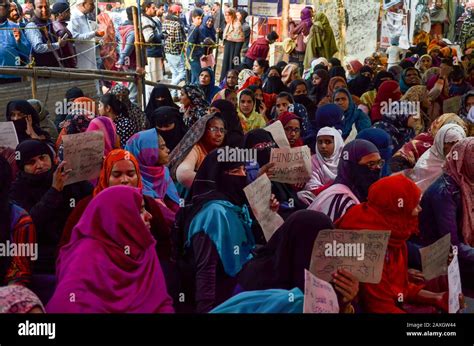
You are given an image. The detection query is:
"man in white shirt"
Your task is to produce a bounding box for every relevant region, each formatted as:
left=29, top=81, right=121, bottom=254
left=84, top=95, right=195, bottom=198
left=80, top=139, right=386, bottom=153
left=69, top=0, right=103, bottom=70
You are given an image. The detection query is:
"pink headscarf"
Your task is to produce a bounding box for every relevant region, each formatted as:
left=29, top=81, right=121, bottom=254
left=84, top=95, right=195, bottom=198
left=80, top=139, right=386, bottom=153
left=445, top=138, right=474, bottom=246
left=46, top=186, right=174, bottom=313
left=86, top=116, right=118, bottom=157
left=0, top=285, right=45, bottom=313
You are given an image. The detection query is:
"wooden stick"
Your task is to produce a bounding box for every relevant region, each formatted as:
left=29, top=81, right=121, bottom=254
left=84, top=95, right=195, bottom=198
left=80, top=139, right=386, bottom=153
left=31, top=67, right=37, bottom=99
left=132, top=6, right=145, bottom=109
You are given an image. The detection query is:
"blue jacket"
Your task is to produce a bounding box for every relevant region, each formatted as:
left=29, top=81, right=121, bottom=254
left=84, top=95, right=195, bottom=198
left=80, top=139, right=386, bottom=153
left=419, top=174, right=474, bottom=265
left=0, top=20, right=31, bottom=78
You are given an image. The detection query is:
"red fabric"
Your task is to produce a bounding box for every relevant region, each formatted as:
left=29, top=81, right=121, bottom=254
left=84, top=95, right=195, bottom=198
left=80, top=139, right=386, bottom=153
left=370, top=80, right=402, bottom=123
left=245, top=37, right=270, bottom=61
left=119, top=25, right=136, bottom=69
left=238, top=76, right=262, bottom=92
left=335, top=175, right=424, bottom=313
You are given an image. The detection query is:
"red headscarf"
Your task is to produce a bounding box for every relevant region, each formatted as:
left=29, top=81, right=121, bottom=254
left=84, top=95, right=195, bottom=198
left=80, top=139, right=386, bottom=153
left=277, top=111, right=304, bottom=147
left=370, top=80, right=402, bottom=123
left=93, top=149, right=143, bottom=197
left=335, top=175, right=424, bottom=313
left=238, top=76, right=262, bottom=92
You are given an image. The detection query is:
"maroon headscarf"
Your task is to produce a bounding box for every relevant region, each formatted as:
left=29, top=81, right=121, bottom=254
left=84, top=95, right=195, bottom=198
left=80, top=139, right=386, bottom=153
left=46, top=186, right=174, bottom=313
left=277, top=111, right=304, bottom=147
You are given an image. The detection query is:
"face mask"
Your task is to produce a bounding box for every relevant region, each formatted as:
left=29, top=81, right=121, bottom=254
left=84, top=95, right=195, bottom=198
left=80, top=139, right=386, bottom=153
left=12, top=118, right=28, bottom=137
left=352, top=163, right=381, bottom=202
left=219, top=174, right=248, bottom=206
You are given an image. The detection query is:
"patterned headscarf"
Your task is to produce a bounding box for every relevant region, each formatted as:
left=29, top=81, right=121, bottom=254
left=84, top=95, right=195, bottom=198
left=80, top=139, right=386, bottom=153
left=0, top=285, right=45, bottom=313
left=180, top=85, right=209, bottom=128
left=110, top=84, right=147, bottom=131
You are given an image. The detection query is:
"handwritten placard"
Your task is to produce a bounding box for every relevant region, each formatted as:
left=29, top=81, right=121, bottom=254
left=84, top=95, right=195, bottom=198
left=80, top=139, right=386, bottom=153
left=269, top=145, right=312, bottom=184
left=419, top=233, right=451, bottom=281
left=448, top=254, right=462, bottom=314
left=243, top=173, right=284, bottom=242
left=62, top=131, right=104, bottom=185
left=303, top=269, right=339, bottom=313
left=443, top=96, right=462, bottom=115
left=264, top=121, right=290, bottom=148
left=309, top=229, right=391, bottom=284
left=0, top=122, right=19, bottom=149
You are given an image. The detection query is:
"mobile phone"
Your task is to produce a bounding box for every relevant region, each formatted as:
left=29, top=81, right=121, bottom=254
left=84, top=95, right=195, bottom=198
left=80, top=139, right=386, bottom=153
left=255, top=99, right=262, bottom=112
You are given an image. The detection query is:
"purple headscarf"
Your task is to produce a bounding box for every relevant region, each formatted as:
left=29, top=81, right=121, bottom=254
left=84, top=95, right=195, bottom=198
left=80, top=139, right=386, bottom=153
left=46, top=186, right=174, bottom=313
left=300, top=7, right=313, bottom=30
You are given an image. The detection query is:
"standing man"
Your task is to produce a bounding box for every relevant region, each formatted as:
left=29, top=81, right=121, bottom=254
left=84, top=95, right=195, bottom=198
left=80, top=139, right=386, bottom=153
left=51, top=2, right=77, bottom=68
left=0, top=0, right=30, bottom=83
left=25, top=0, right=64, bottom=67
left=211, top=2, right=225, bottom=39
left=142, top=1, right=165, bottom=102
left=163, top=4, right=186, bottom=98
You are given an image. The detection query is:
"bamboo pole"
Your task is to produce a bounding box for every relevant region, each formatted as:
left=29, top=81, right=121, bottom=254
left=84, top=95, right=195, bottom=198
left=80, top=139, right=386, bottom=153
left=132, top=6, right=145, bottom=109
left=281, top=0, right=290, bottom=39
left=31, top=67, right=37, bottom=99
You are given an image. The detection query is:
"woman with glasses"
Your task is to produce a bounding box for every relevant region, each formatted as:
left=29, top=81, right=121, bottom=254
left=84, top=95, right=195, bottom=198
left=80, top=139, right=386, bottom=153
left=308, top=139, right=382, bottom=222
left=277, top=111, right=303, bottom=148
left=168, top=114, right=227, bottom=190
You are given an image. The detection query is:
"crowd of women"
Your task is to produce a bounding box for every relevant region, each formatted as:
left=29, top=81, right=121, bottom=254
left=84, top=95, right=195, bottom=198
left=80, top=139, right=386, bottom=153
left=0, top=8, right=474, bottom=313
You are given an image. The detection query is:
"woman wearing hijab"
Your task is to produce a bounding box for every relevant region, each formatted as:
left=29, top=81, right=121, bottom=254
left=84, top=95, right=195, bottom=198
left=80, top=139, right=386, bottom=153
left=347, top=66, right=373, bottom=98
left=200, top=14, right=216, bottom=41
left=56, top=108, right=95, bottom=159
left=237, top=89, right=267, bottom=132
left=288, top=7, right=313, bottom=73
left=169, top=114, right=226, bottom=190
left=6, top=100, right=50, bottom=143
left=47, top=186, right=174, bottom=313
left=328, top=65, right=347, bottom=80
left=236, top=210, right=359, bottom=314
left=305, top=103, right=344, bottom=153
left=0, top=156, right=36, bottom=286
left=400, top=85, right=431, bottom=133
left=144, top=84, right=178, bottom=124
left=332, top=87, right=371, bottom=140
left=415, top=54, right=433, bottom=74
left=309, top=69, right=330, bottom=106
left=281, top=63, right=301, bottom=87
left=0, top=285, right=45, bottom=313
left=369, top=80, right=402, bottom=123
left=420, top=138, right=474, bottom=288
left=243, top=129, right=306, bottom=218
left=408, top=124, right=466, bottom=192
left=110, top=84, right=148, bottom=131
left=180, top=85, right=210, bottom=129
left=356, top=128, right=394, bottom=177
left=210, top=99, right=244, bottom=147
left=86, top=116, right=120, bottom=157
left=198, top=67, right=221, bottom=103
left=262, top=73, right=288, bottom=95
left=277, top=111, right=304, bottom=148
left=125, top=129, right=180, bottom=221
left=308, top=139, right=382, bottom=222
left=359, top=71, right=394, bottom=113
left=173, top=149, right=261, bottom=313
left=303, top=13, right=337, bottom=70
left=59, top=149, right=171, bottom=262
left=305, top=127, right=344, bottom=196
left=390, top=113, right=467, bottom=172
left=148, top=106, right=187, bottom=152
left=336, top=175, right=449, bottom=313
left=399, top=67, right=422, bottom=94
left=318, top=76, right=361, bottom=107
left=27, top=99, right=58, bottom=142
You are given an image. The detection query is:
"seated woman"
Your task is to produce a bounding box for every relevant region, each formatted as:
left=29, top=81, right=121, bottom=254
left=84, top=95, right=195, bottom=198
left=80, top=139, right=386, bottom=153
left=408, top=124, right=466, bottom=192
left=304, top=127, right=344, bottom=198
left=243, top=129, right=306, bottom=219
left=144, top=84, right=178, bottom=125
left=149, top=106, right=187, bottom=152
left=198, top=67, right=221, bottom=104
left=237, top=210, right=359, bottom=313
left=336, top=175, right=449, bottom=313
left=281, top=63, right=301, bottom=87
left=390, top=113, right=467, bottom=172
left=210, top=99, right=244, bottom=147
left=6, top=100, right=50, bottom=143
left=125, top=129, right=180, bottom=224
left=308, top=69, right=330, bottom=106
left=348, top=65, right=373, bottom=98
left=86, top=116, right=120, bottom=157
left=27, top=99, right=58, bottom=142
left=173, top=149, right=275, bottom=313
left=169, top=114, right=226, bottom=190
left=370, top=80, right=402, bottom=123
left=179, top=85, right=210, bottom=129
left=110, top=84, right=147, bottom=131
left=262, top=68, right=288, bottom=95
left=237, top=89, right=267, bottom=132
left=59, top=149, right=171, bottom=262
left=9, top=140, right=92, bottom=303
left=332, top=87, right=371, bottom=140
left=420, top=138, right=474, bottom=289
left=277, top=111, right=303, bottom=148
left=359, top=71, right=394, bottom=115
left=289, top=79, right=309, bottom=97
left=46, top=186, right=174, bottom=313
left=356, top=128, right=394, bottom=177
left=0, top=285, right=45, bottom=313
left=308, top=139, right=382, bottom=222
left=306, top=103, right=344, bottom=153
left=98, top=94, right=138, bottom=148
left=318, top=76, right=362, bottom=107
left=0, top=157, right=36, bottom=286
left=271, top=92, right=312, bottom=137
left=399, top=67, right=422, bottom=94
